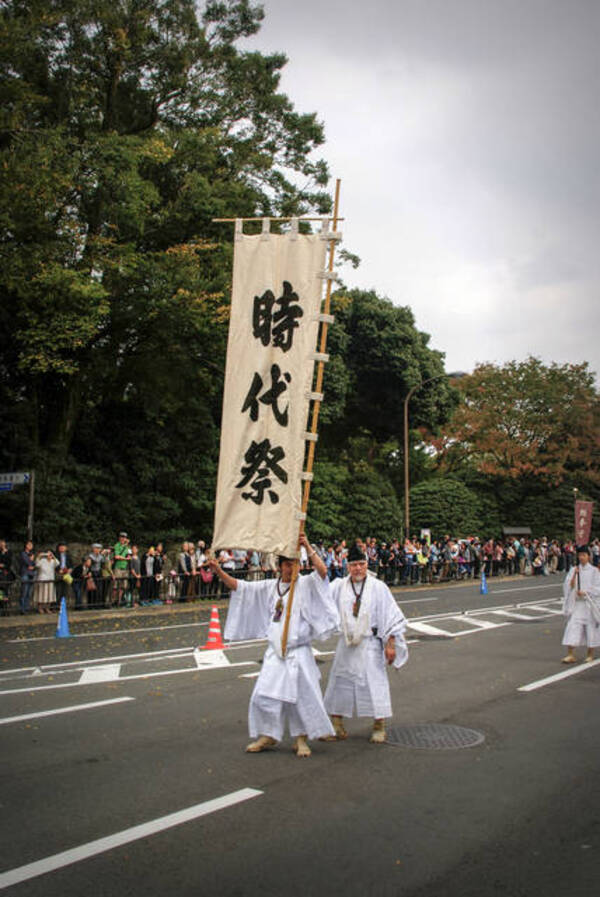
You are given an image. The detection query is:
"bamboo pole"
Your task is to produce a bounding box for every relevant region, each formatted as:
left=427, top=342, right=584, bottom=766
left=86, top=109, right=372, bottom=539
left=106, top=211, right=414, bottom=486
left=280, top=178, right=342, bottom=657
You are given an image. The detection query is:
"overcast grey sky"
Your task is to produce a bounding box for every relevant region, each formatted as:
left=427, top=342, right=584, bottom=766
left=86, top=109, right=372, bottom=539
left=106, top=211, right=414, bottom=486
left=247, top=0, right=600, bottom=379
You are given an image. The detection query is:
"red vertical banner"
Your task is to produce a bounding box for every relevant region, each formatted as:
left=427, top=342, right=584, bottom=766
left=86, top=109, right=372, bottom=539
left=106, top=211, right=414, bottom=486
left=575, top=500, right=593, bottom=545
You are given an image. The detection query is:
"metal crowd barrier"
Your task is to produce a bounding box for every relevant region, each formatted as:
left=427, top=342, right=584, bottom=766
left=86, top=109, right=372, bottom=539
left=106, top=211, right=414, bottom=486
left=0, top=569, right=273, bottom=617
left=0, top=553, right=550, bottom=618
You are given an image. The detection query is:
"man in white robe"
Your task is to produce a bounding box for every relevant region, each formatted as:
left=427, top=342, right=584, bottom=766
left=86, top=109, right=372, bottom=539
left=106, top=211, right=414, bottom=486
left=561, top=545, right=600, bottom=663
left=323, top=543, right=409, bottom=743
left=209, top=533, right=339, bottom=757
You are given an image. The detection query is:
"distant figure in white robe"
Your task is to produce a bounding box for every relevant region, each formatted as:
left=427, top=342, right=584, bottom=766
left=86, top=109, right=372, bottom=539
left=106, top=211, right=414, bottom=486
left=323, top=542, right=408, bottom=743
left=209, top=533, right=339, bottom=758
left=561, top=545, right=600, bottom=663
left=35, top=551, right=59, bottom=612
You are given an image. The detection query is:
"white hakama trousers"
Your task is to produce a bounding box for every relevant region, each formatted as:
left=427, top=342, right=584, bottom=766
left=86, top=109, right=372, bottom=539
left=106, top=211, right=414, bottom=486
left=562, top=617, right=600, bottom=648
left=248, top=645, right=335, bottom=742
left=324, top=641, right=392, bottom=719
left=561, top=569, right=600, bottom=649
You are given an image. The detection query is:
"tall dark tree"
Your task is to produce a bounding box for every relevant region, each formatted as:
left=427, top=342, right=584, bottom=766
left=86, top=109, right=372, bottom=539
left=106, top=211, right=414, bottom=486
left=321, top=289, right=458, bottom=446
left=0, top=0, right=330, bottom=541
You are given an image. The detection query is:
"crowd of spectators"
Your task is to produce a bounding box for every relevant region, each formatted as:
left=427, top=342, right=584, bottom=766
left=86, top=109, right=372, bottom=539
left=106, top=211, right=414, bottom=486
left=0, top=531, right=598, bottom=617
left=0, top=533, right=282, bottom=616
left=316, top=535, right=599, bottom=585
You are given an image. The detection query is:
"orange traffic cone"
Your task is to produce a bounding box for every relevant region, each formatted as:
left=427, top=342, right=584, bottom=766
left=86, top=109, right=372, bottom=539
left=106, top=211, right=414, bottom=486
left=201, top=605, right=225, bottom=650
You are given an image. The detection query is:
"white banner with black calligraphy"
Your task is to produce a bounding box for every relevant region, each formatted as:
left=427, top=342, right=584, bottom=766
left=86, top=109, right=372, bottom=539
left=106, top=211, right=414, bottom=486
left=212, top=228, right=328, bottom=557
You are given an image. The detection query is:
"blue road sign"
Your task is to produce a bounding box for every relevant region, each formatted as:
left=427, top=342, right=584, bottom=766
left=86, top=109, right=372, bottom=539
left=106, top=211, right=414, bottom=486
left=0, top=472, right=30, bottom=485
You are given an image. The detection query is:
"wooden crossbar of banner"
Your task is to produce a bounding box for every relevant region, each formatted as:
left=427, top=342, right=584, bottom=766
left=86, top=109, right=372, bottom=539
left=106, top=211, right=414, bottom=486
left=212, top=216, right=344, bottom=223
left=280, top=179, right=342, bottom=656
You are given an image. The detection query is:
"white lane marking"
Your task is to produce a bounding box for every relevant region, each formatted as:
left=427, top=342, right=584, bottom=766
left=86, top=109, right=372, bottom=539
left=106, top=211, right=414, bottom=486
left=0, top=640, right=262, bottom=687
left=490, top=584, right=560, bottom=594
left=0, top=661, right=258, bottom=696
left=0, top=697, right=134, bottom=725
left=0, top=646, right=199, bottom=679
left=0, top=642, right=264, bottom=687
left=7, top=619, right=211, bottom=644
left=240, top=672, right=260, bottom=679
left=79, top=664, right=122, bottom=684
left=407, top=621, right=453, bottom=637
left=312, top=648, right=335, bottom=657
left=0, top=788, right=263, bottom=890
left=396, top=597, right=439, bottom=605
left=0, top=665, right=38, bottom=677
left=491, top=610, right=552, bottom=621
left=527, top=604, right=564, bottom=615
left=224, top=638, right=269, bottom=648
left=518, top=659, right=600, bottom=692
left=0, top=638, right=280, bottom=684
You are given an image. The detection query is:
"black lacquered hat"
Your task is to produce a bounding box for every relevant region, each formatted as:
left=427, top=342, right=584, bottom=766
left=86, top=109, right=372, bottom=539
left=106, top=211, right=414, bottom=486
left=348, top=544, right=367, bottom=562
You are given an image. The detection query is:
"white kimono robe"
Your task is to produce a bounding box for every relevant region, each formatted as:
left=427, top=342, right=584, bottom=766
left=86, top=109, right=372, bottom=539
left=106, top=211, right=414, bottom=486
left=34, top=556, right=59, bottom=605
left=324, top=575, right=408, bottom=719
left=224, top=571, right=339, bottom=741
left=562, top=562, right=600, bottom=648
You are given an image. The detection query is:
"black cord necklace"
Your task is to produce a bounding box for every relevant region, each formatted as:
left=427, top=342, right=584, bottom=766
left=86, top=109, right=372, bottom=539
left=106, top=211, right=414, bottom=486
left=273, top=579, right=291, bottom=621
left=350, top=576, right=366, bottom=617
left=277, top=579, right=291, bottom=598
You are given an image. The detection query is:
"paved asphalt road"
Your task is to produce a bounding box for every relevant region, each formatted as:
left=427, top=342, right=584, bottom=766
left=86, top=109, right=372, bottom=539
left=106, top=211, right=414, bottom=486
left=1, top=575, right=598, bottom=896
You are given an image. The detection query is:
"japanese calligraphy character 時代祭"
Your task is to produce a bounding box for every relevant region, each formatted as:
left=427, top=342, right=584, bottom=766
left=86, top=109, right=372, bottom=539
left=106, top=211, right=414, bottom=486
left=252, top=281, right=303, bottom=352
left=236, top=439, right=288, bottom=505
left=241, top=364, right=291, bottom=426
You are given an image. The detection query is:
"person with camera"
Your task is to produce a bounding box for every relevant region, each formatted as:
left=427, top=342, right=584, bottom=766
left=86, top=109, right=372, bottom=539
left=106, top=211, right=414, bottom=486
left=34, top=548, right=59, bottom=614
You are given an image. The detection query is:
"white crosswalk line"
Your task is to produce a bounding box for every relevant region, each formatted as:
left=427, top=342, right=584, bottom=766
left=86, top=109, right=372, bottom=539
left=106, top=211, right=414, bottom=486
left=491, top=610, right=547, bottom=621
left=526, top=604, right=563, bottom=615
left=453, top=622, right=511, bottom=636
left=78, top=664, right=121, bottom=684
left=193, top=648, right=230, bottom=668
left=451, top=616, right=500, bottom=629
left=407, top=621, right=453, bottom=637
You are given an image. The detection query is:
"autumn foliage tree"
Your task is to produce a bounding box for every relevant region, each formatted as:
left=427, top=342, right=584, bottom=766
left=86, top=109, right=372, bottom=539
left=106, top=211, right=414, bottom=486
left=429, top=356, right=600, bottom=492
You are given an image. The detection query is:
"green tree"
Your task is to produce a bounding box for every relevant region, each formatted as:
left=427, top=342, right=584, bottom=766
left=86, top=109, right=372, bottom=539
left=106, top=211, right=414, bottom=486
left=322, top=290, right=458, bottom=446
left=0, top=0, right=331, bottom=540
left=409, top=478, right=484, bottom=538
left=307, top=457, right=402, bottom=542
left=303, top=289, right=459, bottom=538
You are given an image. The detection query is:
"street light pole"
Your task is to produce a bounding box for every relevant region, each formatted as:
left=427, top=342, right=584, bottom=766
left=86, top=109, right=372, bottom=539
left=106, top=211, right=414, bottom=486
left=403, top=383, right=419, bottom=537
left=27, top=470, right=35, bottom=542
left=403, top=371, right=467, bottom=538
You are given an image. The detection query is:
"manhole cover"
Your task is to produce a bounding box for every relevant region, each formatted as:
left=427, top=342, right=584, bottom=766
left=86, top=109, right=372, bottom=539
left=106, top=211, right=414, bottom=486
left=386, top=723, right=485, bottom=750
